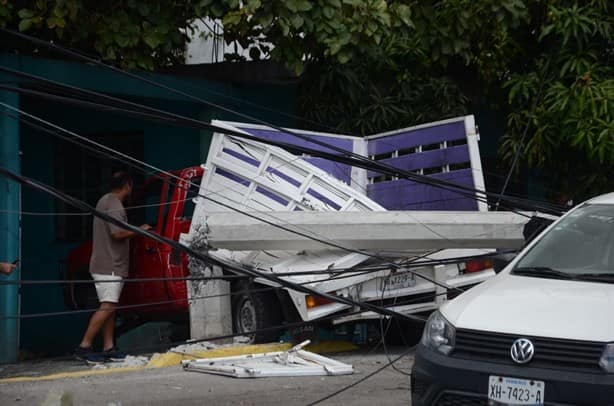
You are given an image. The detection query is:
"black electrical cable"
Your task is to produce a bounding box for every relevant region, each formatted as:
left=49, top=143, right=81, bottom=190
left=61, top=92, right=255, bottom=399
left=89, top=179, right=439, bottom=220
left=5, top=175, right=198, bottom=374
left=0, top=267, right=385, bottom=321
left=0, top=63, right=566, bottom=216
left=378, top=276, right=414, bottom=377
left=0, top=166, right=430, bottom=324
left=0, top=248, right=517, bottom=286
left=1, top=69, right=565, bottom=216
left=304, top=346, right=416, bottom=406
left=0, top=106, right=471, bottom=294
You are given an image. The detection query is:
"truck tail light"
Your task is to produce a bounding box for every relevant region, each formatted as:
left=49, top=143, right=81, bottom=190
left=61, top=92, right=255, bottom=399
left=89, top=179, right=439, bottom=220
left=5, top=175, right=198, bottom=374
left=306, top=293, right=336, bottom=309
left=465, top=258, right=494, bottom=273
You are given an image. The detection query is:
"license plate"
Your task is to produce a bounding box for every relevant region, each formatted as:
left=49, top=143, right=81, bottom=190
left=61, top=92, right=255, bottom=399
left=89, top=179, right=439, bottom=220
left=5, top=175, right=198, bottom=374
left=488, top=376, right=544, bottom=405
left=379, top=272, right=415, bottom=291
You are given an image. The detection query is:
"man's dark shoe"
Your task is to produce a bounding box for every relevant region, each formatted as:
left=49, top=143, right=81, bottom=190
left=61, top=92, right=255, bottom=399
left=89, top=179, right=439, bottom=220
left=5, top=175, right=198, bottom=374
left=74, top=346, right=106, bottom=364
left=103, top=347, right=127, bottom=362
left=74, top=346, right=92, bottom=361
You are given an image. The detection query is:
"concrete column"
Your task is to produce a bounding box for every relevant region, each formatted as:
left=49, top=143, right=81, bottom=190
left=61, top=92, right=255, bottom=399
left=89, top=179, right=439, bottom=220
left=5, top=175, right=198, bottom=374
left=188, top=264, right=232, bottom=343
left=180, top=232, right=232, bottom=343
left=0, top=89, right=20, bottom=363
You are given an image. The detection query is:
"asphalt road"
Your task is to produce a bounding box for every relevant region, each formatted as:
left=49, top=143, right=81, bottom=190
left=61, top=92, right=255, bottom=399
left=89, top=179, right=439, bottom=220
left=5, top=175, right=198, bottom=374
left=0, top=350, right=415, bottom=406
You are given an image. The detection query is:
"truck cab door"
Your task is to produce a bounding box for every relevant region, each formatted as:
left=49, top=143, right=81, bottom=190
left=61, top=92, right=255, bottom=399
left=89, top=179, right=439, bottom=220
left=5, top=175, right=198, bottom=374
left=121, top=178, right=171, bottom=311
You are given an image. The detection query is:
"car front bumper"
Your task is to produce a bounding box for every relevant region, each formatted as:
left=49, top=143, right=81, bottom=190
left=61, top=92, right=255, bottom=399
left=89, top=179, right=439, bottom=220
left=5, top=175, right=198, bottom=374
left=411, top=344, right=614, bottom=406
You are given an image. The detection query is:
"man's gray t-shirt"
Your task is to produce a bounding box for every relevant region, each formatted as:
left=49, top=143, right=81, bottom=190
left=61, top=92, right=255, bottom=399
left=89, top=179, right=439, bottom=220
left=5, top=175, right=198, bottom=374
left=89, top=193, right=130, bottom=278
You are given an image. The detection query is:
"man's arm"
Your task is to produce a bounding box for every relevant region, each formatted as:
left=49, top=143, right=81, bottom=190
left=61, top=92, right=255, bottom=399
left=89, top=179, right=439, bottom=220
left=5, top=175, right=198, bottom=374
left=0, top=262, right=16, bottom=275
left=111, top=224, right=152, bottom=241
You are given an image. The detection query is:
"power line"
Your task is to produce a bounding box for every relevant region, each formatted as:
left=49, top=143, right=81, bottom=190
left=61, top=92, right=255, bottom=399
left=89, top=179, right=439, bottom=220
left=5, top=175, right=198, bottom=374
left=304, top=346, right=415, bottom=406
left=1, top=248, right=513, bottom=287
left=0, top=166, right=428, bottom=324
left=0, top=61, right=564, bottom=216
left=0, top=105, right=468, bottom=294
left=1, top=268, right=384, bottom=320
left=0, top=197, right=195, bottom=216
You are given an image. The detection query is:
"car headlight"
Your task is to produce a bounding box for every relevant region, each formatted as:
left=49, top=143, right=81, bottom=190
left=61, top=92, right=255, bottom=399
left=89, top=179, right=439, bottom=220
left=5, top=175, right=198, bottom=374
left=600, top=343, right=614, bottom=373
left=421, top=311, right=455, bottom=355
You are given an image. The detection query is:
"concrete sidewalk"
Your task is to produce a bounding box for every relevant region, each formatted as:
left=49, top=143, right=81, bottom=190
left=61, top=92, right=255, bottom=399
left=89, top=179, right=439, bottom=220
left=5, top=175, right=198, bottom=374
left=0, top=349, right=414, bottom=405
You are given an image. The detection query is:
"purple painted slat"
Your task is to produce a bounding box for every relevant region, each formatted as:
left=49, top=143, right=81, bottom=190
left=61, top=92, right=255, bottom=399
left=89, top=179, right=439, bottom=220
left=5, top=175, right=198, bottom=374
left=368, top=122, right=466, bottom=156
left=366, top=146, right=470, bottom=178
left=215, top=168, right=250, bottom=187
left=367, top=169, right=478, bottom=211
left=266, top=166, right=301, bottom=187
left=255, top=186, right=289, bottom=206
left=223, top=148, right=260, bottom=167
left=239, top=127, right=353, bottom=184
left=307, top=188, right=342, bottom=210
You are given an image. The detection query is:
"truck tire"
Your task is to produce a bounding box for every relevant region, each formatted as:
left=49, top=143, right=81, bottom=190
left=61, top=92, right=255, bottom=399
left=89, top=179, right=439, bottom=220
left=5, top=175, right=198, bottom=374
left=66, top=267, right=99, bottom=310
left=231, top=281, right=284, bottom=343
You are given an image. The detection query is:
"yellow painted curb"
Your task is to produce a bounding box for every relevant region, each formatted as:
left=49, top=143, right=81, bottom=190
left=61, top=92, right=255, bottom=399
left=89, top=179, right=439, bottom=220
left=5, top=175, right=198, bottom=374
left=147, top=342, right=292, bottom=368
left=0, top=366, right=146, bottom=384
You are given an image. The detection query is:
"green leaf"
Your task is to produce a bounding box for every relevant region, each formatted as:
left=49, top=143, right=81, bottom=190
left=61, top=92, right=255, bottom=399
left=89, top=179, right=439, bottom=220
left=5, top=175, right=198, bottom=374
left=290, top=14, right=303, bottom=29
left=18, top=18, right=33, bottom=32
left=285, top=0, right=298, bottom=12
left=222, top=12, right=242, bottom=26
left=46, top=16, right=65, bottom=28
left=247, top=0, right=261, bottom=11
left=142, top=33, right=159, bottom=49
left=396, top=4, right=412, bottom=27
left=296, top=0, right=312, bottom=11
left=115, top=34, right=130, bottom=47
left=18, top=9, right=34, bottom=19
left=338, top=49, right=351, bottom=63
left=256, top=12, right=273, bottom=28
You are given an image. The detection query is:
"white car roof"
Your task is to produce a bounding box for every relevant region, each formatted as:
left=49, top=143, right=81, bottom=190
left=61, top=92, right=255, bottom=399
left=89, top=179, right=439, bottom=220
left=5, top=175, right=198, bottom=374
left=587, top=192, right=614, bottom=205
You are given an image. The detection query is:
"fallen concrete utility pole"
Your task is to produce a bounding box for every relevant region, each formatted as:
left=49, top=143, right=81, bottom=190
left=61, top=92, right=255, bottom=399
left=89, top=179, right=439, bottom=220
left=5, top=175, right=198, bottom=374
left=204, top=211, right=529, bottom=251
left=182, top=340, right=354, bottom=378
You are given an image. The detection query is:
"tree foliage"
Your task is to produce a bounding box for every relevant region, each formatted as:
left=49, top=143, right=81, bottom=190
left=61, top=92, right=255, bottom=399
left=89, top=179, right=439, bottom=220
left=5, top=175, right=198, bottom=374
left=500, top=1, right=613, bottom=198
left=1, top=0, right=612, bottom=198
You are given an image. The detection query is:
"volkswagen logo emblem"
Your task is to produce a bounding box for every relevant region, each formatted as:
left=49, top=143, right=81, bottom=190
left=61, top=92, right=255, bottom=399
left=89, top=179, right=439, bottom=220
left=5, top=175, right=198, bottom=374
left=510, top=338, right=535, bottom=364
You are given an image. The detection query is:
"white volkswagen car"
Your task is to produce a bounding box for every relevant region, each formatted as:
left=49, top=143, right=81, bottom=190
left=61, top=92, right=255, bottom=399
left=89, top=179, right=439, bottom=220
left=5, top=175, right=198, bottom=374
left=412, top=193, right=614, bottom=405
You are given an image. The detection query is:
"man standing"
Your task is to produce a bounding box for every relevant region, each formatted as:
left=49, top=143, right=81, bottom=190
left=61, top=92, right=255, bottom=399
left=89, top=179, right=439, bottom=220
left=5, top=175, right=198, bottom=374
left=75, top=171, right=150, bottom=364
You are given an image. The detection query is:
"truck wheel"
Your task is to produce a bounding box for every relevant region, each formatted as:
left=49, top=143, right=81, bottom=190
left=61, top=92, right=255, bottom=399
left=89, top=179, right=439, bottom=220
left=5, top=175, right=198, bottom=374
left=232, top=282, right=283, bottom=343
left=66, top=267, right=99, bottom=310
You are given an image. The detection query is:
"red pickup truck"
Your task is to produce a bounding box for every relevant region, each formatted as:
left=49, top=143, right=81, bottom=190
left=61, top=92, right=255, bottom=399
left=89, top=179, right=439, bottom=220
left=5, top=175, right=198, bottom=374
left=64, top=167, right=203, bottom=321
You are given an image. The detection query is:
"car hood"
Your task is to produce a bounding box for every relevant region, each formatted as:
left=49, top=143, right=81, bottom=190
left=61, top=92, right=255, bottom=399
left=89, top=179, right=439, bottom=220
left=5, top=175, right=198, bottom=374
left=441, top=272, right=614, bottom=342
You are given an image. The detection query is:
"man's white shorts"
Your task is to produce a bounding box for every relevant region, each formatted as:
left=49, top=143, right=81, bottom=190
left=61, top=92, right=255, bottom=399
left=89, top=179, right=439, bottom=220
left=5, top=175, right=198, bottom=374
left=91, top=273, right=124, bottom=303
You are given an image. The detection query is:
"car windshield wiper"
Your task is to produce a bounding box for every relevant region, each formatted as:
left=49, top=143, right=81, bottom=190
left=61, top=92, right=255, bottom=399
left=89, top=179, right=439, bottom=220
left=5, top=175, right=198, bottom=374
left=574, top=273, right=614, bottom=283
left=512, top=266, right=576, bottom=280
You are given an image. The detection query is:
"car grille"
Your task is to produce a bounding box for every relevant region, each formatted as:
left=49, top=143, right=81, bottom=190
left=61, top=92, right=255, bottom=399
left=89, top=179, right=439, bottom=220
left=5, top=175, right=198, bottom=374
left=453, top=329, right=605, bottom=371
left=435, top=393, right=487, bottom=406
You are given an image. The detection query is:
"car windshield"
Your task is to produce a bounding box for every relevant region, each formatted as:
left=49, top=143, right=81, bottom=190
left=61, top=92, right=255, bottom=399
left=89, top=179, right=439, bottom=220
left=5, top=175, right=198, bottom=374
left=514, top=204, right=614, bottom=276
